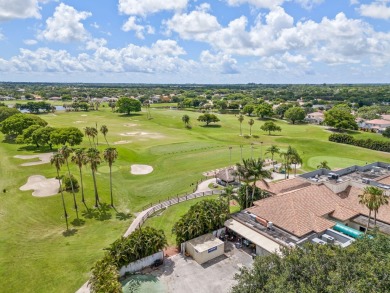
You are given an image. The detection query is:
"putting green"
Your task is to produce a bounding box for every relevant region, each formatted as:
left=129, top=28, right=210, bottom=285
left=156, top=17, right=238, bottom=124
left=307, top=156, right=367, bottom=170
left=122, top=274, right=165, bottom=293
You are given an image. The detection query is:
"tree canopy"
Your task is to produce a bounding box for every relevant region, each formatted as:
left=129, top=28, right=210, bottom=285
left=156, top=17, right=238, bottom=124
left=383, top=127, right=390, bottom=139
left=0, top=107, right=20, bottom=122
left=256, top=103, right=273, bottom=119
left=260, top=121, right=282, bottom=135
left=197, top=113, right=220, bottom=126
left=50, top=127, right=84, bottom=146
left=233, top=232, right=390, bottom=293
left=284, top=107, right=305, bottom=124
left=324, top=104, right=358, bottom=130
left=116, top=97, right=142, bottom=115
left=0, top=113, right=47, bottom=138
left=172, top=199, right=229, bottom=246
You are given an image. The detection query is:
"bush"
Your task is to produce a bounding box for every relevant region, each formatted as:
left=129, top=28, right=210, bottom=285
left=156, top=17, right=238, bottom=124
left=329, top=133, right=390, bottom=152
left=62, top=174, right=79, bottom=191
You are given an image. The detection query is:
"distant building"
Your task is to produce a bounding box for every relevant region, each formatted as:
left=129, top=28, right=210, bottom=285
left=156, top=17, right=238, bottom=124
left=305, top=111, right=324, bottom=124
left=360, top=119, right=390, bottom=133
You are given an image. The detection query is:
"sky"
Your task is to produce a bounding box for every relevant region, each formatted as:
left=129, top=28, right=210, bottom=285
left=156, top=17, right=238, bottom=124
left=1, top=0, right=390, bottom=84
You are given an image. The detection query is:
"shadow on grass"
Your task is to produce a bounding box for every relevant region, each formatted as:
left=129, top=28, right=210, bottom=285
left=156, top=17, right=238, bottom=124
left=118, top=113, right=143, bottom=118
left=62, top=229, right=78, bottom=237
left=71, top=218, right=86, bottom=227
left=252, top=135, right=260, bottom=138
left=116, top=212, right=132, bottom=221
left=16, top=145, right=54, bottom=153
left=200, top=124, right=222, bottom=128
left=81, top=203, right=112, bottom=221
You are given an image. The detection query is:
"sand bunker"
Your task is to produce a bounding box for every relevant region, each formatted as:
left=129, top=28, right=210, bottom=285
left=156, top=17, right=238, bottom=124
left=14, top=152, right=53, bottom=166
left=119, top=132, right=164, bottom=139
left=123, top=123, right=138, bottom=127
left=20, top=175, right=60, bottom=197
left=74, top=120, right=86, bottom=124
left=114, top=140, right=132, bottom=145
left=130, top=164, right=153, bottom=175
left=81, top=114, right=88, bottom=117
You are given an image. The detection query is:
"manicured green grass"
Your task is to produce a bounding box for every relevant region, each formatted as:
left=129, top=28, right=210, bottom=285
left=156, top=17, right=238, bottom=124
left=307, top=156, right=367, bottom=170
left=0, top=107, right=389, bottom=292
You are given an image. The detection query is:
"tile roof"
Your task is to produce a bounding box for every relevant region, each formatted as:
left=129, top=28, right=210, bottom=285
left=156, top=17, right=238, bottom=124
left=248, top=183, right=390, bottom=238
left=378, top=175, right=390, bottom=185
left=255, top=177, right=311, bottom=195
left=365, top=119, right=390, bottom=125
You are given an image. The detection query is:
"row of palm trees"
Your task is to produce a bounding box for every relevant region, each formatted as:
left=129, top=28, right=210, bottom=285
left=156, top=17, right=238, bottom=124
left=265, top=144, right=303, bottom=178
left=238, top=114, right=255, bottom=136
left=359, top=186, right=389, bottom=233
left=51, top=144, right=118, bottom=231
left=84, top=125, right=109, bottom=147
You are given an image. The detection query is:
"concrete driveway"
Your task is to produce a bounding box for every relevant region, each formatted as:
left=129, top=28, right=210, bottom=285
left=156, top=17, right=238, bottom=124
left=137, top=243, right=253, bottom=293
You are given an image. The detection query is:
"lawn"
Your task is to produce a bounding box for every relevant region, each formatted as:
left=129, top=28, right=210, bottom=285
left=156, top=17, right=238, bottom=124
left=0, top=106, right=389, bottom=292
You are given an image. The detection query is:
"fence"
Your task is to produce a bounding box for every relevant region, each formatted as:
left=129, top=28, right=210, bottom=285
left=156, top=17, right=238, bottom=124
left=119, top=251, right=164, bottom=276
left=137, top=189, right=223, bottom=229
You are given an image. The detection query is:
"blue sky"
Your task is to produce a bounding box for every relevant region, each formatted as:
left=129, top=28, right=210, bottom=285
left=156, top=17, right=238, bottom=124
left=1, top=0, right=390, bottom=83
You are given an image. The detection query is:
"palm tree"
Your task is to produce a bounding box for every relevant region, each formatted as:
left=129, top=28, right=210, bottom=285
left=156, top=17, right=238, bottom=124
left=59, top=145, right=79, bottom=220
left=359, top=186, right=377, bottom=233
left=371, top=187, right=388, bottom=226
left=103, top=147, right=118, bottom=208
left=71, top=148, right=86, bottom=204
left=84, top=127, right=94, bottom=147
left=238, top=114, right=244, bottom=136
left=317, top=161, right=331, bottom=170
left=50, top=153, right=69, bottom=231
left=85, top=148, right=102, bottom=208
left=236, top=159, right=252, bottom=209
left=100, top=125, right=109, bottom=146
left=248, top=119, right=254, bottom=136
left=279, top=151, right=290, bottom=179
left=221, top=185, right=234, bottom=212
left=265, top=145, right=280, bottom=171
left=288, top=147, right=302, bottom=176
left=248, top=158, right=272, bottom=207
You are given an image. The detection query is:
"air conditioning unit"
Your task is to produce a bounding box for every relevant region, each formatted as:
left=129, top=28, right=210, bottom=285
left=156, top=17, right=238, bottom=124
left=321, top=234, right=335, bottom=244
left=362, top=178, right=370, bottom=184
left=312, top=238, right=326, bottom=245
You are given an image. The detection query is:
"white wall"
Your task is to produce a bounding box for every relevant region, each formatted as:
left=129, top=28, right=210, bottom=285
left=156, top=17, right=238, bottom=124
left=119, top=251, right=164, bottom=276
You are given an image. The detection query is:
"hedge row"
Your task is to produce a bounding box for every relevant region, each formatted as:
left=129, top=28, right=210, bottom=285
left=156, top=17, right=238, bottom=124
left=329, top=133, right=390, bottom=153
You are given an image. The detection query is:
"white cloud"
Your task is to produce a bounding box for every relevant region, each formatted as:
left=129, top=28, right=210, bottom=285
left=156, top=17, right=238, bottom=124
left=165, top=10, right=221, bottom=40
left=122, top=16, right=155, bottom=39
left=24, top=39, right=38, bottom=45
left=0, top=0, right=42, bottom=21
left=295, top=0, right=324, bottom=10
left=118, top=0, right=188, bottom=16
left=0, top=31, right=4, bottom=41
left=39, top=3, right=92, bottom=43
left=350, top=0, right=359, bottom=5
left=0, top=40, right=193, bottom=74
left=85, top=38, right=107, bottom=50
left=90, top=22, right=100, bottom=29
left=226, top=0, right=284, bottom=9
left=200, top=50, right=239, bottom=74
left=357, top=1, right=390, bottom=20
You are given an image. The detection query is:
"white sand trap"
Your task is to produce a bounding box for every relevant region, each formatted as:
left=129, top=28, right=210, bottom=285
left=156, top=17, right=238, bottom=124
left=74, top=120, right=86, bottom=124
left=130, top=164, right=153, bottom=175
left=114, top=140, right=132, bottom=145
left=20, top=175, right=60, bottom=197
left=119, top=132, right=164, bottom=139
left=123, top=123, right=138, bottom=127
left=14, top=152, right=53, bottom=166
left=81, top=114, right=88, bottom=116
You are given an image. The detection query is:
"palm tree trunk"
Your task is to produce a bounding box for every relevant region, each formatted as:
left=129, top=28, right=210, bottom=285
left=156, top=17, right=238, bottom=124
left=250, top=126, right=252, bottom=136
left=79, top=167, right=85, bottom=204
left=245, top=185, right=249, bottom=209
left=91, top=170, right=99, bottom=207
left=65, top=160, right=79, bottom=219
left=366, top=209, right=372, bottom=233
left=109, top=165, right=114, bottom=207
left=57, top=170, right=69, bottom=231
left=294, top=164, right=297, bottom=176
left=104, top=135, right=109, bottom=146
left=240, top=123, right=242, bottom=136
left=374, top=210, right=377, bottom=226
left=88, top=136, right=92, bottom=147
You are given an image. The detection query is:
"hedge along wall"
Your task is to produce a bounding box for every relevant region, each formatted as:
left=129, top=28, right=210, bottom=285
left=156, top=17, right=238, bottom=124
left=329, top=134, right=390, bottom=153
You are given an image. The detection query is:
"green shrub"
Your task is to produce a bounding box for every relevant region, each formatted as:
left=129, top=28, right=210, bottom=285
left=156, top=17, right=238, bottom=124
left=329, top=133, right=390, bottom=152
left=62, top=174, right=79, bottom=191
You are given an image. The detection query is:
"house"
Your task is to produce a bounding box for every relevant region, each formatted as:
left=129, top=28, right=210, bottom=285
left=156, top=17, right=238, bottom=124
left=305, top=111, right=325, bottom=124
left=381, top=114, right=390, bottom=121
left=361, top=119, right=390, bottom=133
left=227, top=162, right=390, bottom=255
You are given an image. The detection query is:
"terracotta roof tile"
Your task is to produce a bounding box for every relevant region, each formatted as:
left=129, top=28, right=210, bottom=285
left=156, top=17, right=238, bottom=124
left=255, top=177, right=311, bottom=195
